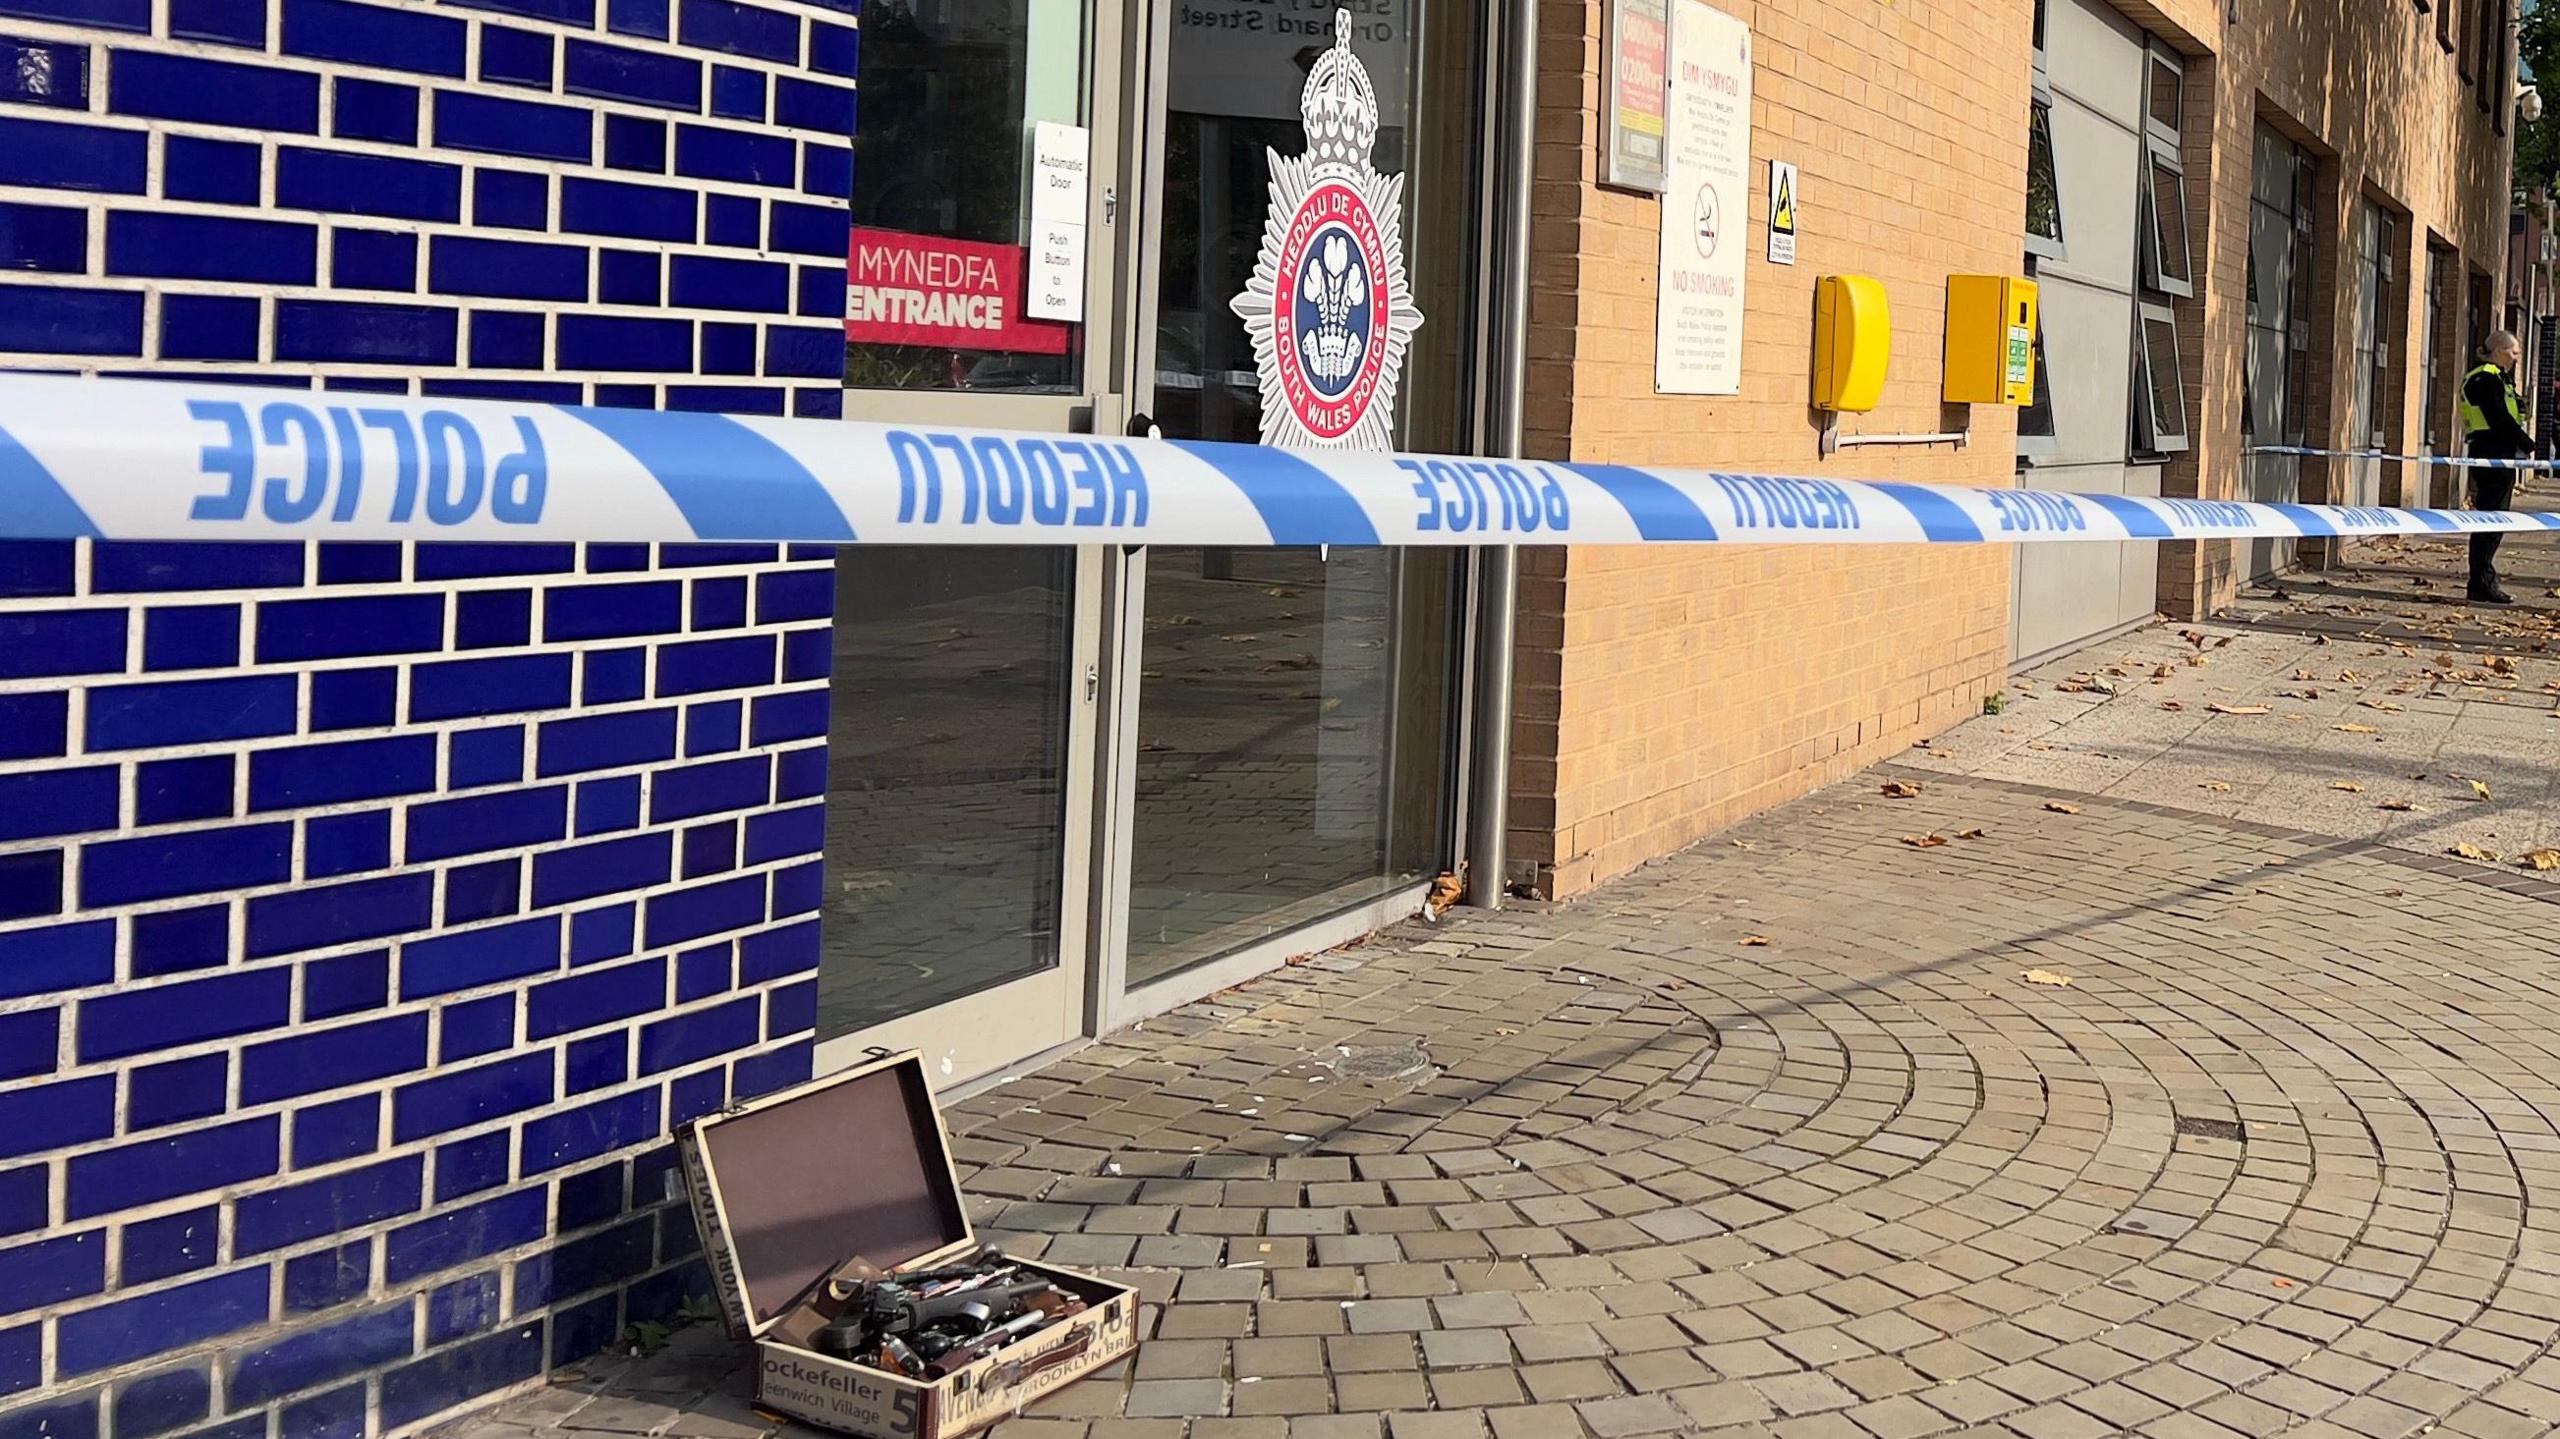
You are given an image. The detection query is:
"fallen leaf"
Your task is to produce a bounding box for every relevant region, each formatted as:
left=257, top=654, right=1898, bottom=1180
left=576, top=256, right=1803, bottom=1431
left=1493, top=1026, right=1518, bottom=1036
left=2181, top=629, right=2206, bottom=648
left=2471, top=780, right=2493, bottom=801
left=2276, top=689, right=2320, bottom=700
left=2293, top=668, right=2318, bottom=682
left=2338, top=670, right=2365, bottom=682
left=2159, top=700, right=2187, bottom=712
left=2152, top=664, right=2177, bottom=679
left=2452, top=842, right=2501, bottom=862
left=2525, top=850, right=2560, bottom=872
left=2201, top=781, right=2233, bottom=793
left=1880, top=781, right=1923, bottom=799
left=2022, top=968, right=2074, bottom=987
left=2272, top=1277, right=2296, bottom=1289
left=2208, top=704, right=2271, bottom=716
left=2359, top=700, right=2404, bottom=712
left=2044, top=802, right=2082, bottom=815
left=2330, top=781, right=2365, bottom=793
left=1901, top=834, right=1950, bottom=848
left=1957, top=828, right=1987, bottom=840
left=2332, top=723, right=2380, bottom=734
left=1423, top=869, right=1466, bottom=920
left=1738, top=936, right=1770, bottom=947
left=2379, top=800, right=2418, bottom=812
left=2186, top=655, right=2209, bottom=668
left=2489, top=655, right=2519, bottom=676
left=2214, top=636, right=2234, bottom=648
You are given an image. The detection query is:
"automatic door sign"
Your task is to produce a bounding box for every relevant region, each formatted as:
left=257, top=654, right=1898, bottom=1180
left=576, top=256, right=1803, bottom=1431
left=1232, top=12, right=1423, bottom=450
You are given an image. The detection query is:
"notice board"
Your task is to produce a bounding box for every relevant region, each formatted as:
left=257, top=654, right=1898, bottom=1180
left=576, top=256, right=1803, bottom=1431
left=1654, top=0, right=1752, bottom=396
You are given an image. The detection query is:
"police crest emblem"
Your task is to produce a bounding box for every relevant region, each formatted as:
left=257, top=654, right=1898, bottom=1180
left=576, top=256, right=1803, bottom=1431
left=1230, top=13, right=1423, bottom=450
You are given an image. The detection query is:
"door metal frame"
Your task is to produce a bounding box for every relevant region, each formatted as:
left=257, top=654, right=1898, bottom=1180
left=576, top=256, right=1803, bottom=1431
left=817, top=0, right=1137, bottom=1083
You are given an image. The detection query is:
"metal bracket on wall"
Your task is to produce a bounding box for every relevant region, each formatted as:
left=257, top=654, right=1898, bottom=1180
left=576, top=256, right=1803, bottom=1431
left=1819, top=410, right=1973, bottom=457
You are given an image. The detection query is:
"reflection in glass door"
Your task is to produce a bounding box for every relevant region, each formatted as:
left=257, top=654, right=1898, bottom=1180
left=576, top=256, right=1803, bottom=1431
left=813, top=546, right=1103, bottom=1077
left=1125, top=547, right=1458, bottom=985
left=818, top=550, right=1074, bottom=1034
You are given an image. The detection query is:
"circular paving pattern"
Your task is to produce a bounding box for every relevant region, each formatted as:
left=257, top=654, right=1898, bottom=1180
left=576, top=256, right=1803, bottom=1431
left=944, top=773, right=2560, bottom=1439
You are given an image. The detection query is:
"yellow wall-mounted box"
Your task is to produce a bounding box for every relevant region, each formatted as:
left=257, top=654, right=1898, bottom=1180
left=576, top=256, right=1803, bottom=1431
left=1811, top=275, right=1890, bottom=413
left=1944, top=274, right=2038, bottom=406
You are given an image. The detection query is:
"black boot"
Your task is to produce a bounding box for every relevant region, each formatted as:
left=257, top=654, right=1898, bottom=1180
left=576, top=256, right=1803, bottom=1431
left=2471, top=575, right=2514, bottom=605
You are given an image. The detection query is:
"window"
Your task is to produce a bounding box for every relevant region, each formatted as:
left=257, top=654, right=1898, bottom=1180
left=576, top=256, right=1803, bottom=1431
left=2247, top=125, right=2317, bottom=449
left=2024, top=13, right=2064, bottom=261
left=2461, top=0, right=2479, bottom=81
left=2131, top=43, right=2191, bottom=454
left=2139, top=49, right=2193, bottom=297
left=2357, top=205, right=2401, bottom=451
left=2134, top=304, right=2189, bottom=452
left=2425, top=243, right=2455, bottom=451
left=2026, top=98, right=2065, bottom=260
left=2490, top=0, right=2511, bottom=132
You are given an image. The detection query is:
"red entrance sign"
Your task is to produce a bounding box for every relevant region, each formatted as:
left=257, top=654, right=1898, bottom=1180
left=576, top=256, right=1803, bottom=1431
left=845, top=227, right=1071, bottom=355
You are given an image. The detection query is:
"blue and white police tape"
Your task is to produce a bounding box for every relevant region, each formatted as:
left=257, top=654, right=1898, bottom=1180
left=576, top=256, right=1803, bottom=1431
left=2242, top=444, right=2557, bottom=470
left=5, top=373, right=2560, bottom=549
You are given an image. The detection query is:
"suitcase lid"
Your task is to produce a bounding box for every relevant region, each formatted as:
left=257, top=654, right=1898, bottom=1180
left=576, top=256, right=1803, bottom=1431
left=680, top=1049, right=977, bottom=1339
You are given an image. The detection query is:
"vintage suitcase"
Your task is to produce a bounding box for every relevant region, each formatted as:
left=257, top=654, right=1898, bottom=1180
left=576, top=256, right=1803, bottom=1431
left=676, top=1050, right=1139, bottom=1438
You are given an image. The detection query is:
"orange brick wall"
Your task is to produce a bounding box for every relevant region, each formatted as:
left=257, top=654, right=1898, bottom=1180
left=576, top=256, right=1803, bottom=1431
left=2154, top=0, right=2512, bottom=612
left=1512, top=0, right=2026, bottom=898
left=1511, top=0, right=2512, bottom=899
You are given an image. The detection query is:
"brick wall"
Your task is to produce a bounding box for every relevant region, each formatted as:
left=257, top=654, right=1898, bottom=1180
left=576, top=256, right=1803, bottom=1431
left=1512, top=0, right=2514, bottom=899
left=0, top=0, right=851, bottom=1432
left=2138, top=0, right=2510, bottom=612
left=1511, top=0, right=2024, bottom=898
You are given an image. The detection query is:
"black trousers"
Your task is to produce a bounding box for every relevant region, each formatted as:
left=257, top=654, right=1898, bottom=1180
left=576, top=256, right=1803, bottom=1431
left=2471, top=466, right=2517, bottom=586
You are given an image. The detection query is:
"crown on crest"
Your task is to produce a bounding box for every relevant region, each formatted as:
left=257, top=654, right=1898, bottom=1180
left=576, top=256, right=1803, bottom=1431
left=1300, top=13, right=1379, bottom=169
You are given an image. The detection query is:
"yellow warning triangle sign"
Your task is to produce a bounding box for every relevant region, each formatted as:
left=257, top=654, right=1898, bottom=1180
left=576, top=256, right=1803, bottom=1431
left=1772, top=170, right=1796, bottom=233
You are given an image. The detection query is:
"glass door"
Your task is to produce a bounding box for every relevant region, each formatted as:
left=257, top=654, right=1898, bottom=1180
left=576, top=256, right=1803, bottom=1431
left=1095, top=0, right=1488, bottom=1011
left=815, top=0, right=1131, bottom=1079
left=839, top=0, right=1130, bottom=431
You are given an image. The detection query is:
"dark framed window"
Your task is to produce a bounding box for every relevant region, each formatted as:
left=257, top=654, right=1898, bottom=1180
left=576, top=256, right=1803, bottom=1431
left=2425, top=242, right=2455, bottom=451
left=2139, top=50, right=2193, bottom=298
left=2025, top=97, right=2065, bottom=260
left=2134, top=304, right=2190, bottom=452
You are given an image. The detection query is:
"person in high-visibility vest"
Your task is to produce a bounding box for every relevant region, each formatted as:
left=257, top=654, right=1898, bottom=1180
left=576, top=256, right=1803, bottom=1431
left=2457, top=330, right=2535, bottom=605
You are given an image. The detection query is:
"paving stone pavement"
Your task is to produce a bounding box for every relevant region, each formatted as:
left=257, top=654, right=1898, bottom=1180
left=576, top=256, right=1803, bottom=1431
left=444, top=508, right=2560, bottom=1439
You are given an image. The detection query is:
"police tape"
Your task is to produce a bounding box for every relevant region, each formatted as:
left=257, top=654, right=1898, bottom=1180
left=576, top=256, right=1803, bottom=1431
left=2241, top=444, right=2556, bottom=470
left=6, top=373, right=2560, bottom=549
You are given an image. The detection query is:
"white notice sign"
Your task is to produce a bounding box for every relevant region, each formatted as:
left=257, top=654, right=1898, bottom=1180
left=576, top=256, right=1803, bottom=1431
left=1027, top=121, right=1089, bottom=323
left=1654, top=0, right=1751, bottom=395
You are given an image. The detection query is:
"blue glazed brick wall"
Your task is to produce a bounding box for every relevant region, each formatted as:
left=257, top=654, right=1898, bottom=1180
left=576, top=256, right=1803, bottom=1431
left=0, top=0, right=852, bottom=1430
